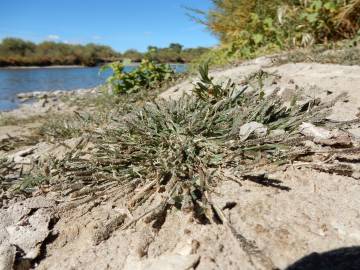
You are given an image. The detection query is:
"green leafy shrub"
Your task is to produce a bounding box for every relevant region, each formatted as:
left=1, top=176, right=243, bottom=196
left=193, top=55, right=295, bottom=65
left=101, top=59, right=176, bottom=94
left=189, top=0, right=360, bottom=66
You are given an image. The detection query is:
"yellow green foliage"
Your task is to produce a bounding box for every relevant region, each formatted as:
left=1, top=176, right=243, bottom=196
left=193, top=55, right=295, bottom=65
left=0, top=38, right=119, bottom=66
left=206, top=0, right=282, bottom=43
left=100, top=59, right=176, bottom=94
left=0, top=38, right=210, bottom=66
left=190, top=0, right=360, bottom=65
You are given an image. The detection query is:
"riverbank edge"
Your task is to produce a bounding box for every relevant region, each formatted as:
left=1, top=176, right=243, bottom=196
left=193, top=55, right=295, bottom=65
left=0, top=62, right=190, bottom=70
left=0, top=65, right=86, bottom=70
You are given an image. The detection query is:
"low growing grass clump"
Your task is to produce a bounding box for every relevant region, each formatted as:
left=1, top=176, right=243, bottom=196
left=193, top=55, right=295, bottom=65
left=39, top=81, right=187, bottom=142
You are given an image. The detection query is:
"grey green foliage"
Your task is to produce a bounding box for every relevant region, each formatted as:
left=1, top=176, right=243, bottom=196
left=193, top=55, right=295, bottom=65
left=42, top=63, right=339, bottom=223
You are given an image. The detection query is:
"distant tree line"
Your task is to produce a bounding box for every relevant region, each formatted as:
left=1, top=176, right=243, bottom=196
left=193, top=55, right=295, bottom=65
left=0, top=38, right=210, bottom=67
left=0, top=38, right=119, bottom=67
left=114, top=43, right=209, bottom=63
left=143, top=43, right=210, bottom=63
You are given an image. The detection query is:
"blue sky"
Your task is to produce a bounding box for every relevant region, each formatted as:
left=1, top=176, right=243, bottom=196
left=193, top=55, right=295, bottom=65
left=0, top=0, right=218, bottom=52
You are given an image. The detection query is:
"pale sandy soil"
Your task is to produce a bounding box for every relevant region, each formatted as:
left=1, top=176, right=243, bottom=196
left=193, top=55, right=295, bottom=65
left=1, top=56, right=360, bottom=270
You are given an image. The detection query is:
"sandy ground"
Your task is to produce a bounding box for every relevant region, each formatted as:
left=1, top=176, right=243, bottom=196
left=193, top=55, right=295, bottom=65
left=1, top=57, right=360, bottom=270
left=0, top=87, right=98, bottom=158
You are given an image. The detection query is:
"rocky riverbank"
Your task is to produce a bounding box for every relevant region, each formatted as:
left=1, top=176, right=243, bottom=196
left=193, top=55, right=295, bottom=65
left=1, top=87, right=100, bottom=120
left=1, top=55, right=360, bottom=270
left=16, top=88, right=98, bottom=100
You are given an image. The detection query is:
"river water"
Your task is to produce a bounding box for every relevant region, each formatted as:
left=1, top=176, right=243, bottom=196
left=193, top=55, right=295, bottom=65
left=0, top=64, right=187, bottom=111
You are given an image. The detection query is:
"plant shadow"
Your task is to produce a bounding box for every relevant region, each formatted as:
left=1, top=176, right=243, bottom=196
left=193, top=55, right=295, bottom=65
left=285, top=246, right=360, bottom=270
left=243, top=174, right=291, bottom=191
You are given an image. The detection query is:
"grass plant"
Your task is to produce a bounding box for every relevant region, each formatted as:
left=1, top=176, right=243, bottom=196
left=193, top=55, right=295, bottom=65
left=37, top=63, right=342, bottom=224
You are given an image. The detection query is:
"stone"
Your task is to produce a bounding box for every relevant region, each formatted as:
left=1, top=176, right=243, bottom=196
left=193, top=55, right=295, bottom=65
left=299, top=122, right=332, bottom=140
left=0, top=244, right=15, bottom=270
left=348, top=128, right=360, bottom=139
left=123, top=254, right=200, bottom=270
left=6, top=208, right=52, bottom=260
left=239, top=122, right=268, bottom=141
left=270, top=129, right=286, bottom=137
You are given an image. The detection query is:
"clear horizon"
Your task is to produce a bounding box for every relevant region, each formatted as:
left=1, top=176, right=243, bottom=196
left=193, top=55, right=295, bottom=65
left=0, top=0, right=218, bottom=52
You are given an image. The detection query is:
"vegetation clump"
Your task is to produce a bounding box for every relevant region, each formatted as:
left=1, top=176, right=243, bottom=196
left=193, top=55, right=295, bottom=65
left=35, top=63, right=344, bottom=225
left=0, top=38, right=210, bottom=67
left=101, top=59, right=177, bottom=94
left=189, top=0, right=360, bottom=66
left=144, top=43, right=210, bottom=63
left=0, top=38, right=119, bottom=66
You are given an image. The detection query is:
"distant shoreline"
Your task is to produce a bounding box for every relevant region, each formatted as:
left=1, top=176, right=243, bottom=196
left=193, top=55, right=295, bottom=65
left=0, top=65, right=87, bottom=70
left=0, top=62, right=186, bottom=70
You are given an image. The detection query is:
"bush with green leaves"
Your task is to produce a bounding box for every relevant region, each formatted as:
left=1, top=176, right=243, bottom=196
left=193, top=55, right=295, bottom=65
left=189, top=0, right=360, bottom=66
left=101, top=59, right=176, bottom=94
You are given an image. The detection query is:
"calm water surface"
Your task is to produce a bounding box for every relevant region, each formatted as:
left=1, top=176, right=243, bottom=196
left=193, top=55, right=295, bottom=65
left=0, top=64, right=186, bottom=111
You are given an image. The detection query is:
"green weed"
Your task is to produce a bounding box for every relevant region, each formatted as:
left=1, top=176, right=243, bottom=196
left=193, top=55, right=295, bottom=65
left=100, top=59, right=177, bottom=94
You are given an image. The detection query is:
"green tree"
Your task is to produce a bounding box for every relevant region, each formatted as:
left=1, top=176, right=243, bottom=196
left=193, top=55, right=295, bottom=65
left=122, top=49, right=143, bottom=62
left=147, top=46, right=158, bottom=52
left=0, top=37, right=120, bottom=67
left=0, top=38, right=36, bottom=56
left=169, top=43, right=183, bottom=53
